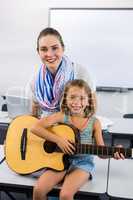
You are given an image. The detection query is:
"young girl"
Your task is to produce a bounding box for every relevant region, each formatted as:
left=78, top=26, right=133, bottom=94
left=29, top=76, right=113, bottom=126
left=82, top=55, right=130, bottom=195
left=31, top=79, right=124, bottom=200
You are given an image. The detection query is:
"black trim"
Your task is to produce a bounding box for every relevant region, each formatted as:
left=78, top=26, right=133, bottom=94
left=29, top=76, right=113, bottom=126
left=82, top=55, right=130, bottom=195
left=49, top=8, right=133, bottom=10
left=96, top=86, right=129, bottom=93
left=0, top=156, right=5, bottom=164
left=0, top=182, right=107, bottom=200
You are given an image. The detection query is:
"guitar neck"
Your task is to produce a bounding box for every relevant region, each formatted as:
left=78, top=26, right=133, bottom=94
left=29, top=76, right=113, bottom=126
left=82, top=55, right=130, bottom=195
left=76, top=144, right=132, bottom=158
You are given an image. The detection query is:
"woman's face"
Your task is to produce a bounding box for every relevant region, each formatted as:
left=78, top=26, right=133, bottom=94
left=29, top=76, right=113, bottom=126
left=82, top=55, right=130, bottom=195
left=38, top=35, right=64, bottom=73
left=66, top=86, right=89, bottom=116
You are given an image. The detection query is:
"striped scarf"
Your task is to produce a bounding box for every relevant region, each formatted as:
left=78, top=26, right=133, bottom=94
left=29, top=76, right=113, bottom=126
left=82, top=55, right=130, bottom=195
left=35, top=56, right=74, bottom=113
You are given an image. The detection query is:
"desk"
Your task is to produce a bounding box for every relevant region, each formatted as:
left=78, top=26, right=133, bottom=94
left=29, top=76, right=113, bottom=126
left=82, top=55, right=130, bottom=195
left=0, top=145, right=109, bottom=200
left=107, top=158, right=133, bottom=199
left=0, top=111, right=11, bottom=144
left=0, top=111, right=11, bottom=124
left=108, top=118, right=133, bottom=147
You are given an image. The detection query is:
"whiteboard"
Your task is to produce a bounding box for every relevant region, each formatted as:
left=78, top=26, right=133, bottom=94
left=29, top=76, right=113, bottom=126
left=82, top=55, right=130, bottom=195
left=49, top=9, right=133, bottom=88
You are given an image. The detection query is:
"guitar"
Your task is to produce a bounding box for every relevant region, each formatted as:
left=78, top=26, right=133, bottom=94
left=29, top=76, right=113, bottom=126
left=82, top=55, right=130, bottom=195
left=5, top=115, right=132, bottom=175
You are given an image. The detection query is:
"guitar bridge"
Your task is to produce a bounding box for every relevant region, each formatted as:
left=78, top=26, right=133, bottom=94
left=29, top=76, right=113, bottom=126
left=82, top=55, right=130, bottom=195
left=20, top=128, right=27, bottom=160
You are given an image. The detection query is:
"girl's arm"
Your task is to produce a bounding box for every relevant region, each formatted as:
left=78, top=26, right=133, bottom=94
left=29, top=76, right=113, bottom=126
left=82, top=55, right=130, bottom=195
left=93, top=119, right=124, bottom=159
left=31, top=112, right=75, bottom=154
left=93, top=119, right=105, bottom=146
left=31, top=112, right=63, bottom=140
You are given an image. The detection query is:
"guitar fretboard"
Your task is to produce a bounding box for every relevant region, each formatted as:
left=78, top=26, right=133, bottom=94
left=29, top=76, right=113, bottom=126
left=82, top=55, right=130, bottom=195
left=76, top=144, right=132, bottom=158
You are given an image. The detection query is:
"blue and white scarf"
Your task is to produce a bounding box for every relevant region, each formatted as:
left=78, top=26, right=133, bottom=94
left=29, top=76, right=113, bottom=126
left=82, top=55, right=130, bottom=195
left=35, top=56, right=74, bottom=113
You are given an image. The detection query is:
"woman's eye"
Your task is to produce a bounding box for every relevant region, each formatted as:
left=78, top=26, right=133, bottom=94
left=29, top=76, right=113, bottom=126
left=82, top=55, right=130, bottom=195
left=40, top=48, right=47, bottom=52
left=52, top=46, right=58, bottom=51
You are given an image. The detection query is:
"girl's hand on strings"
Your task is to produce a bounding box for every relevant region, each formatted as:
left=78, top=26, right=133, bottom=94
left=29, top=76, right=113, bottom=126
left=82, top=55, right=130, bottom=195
left=56, top=137, right=75, bottom=155
left=113, top=145, right=125, bottom=160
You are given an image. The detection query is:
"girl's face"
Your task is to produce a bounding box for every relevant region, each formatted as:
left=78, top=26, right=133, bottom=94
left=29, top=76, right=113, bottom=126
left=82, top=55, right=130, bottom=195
left=66, top=86, right=89, bottom=116
left=38, top=35, right=64, bottom=73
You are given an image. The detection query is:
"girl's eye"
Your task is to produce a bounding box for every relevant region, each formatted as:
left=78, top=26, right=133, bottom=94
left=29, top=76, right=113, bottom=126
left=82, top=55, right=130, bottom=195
left=80, top=96, right=87, bottom=100
left=69, top=96, right=75, bottom=100
left=67, top=96, right=88, bottom=100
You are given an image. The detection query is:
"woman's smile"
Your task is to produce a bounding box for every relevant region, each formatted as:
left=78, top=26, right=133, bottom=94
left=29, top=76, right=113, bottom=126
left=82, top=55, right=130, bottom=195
left=45, top=57, right=57, bottom=63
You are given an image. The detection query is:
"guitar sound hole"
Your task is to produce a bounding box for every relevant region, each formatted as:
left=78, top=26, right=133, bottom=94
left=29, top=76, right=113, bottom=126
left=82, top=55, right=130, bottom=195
left=43, top=141, right=58, bottom=153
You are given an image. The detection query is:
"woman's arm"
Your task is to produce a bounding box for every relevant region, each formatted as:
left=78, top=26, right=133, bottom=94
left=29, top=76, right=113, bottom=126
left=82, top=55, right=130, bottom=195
left=32, top=101, right=40, bottom=117
left=29, top=70, right=41, bottom=117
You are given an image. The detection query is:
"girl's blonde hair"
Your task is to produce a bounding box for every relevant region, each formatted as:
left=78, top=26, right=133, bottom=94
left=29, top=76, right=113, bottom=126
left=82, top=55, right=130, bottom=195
left=61, top=79, right=96, bottom=118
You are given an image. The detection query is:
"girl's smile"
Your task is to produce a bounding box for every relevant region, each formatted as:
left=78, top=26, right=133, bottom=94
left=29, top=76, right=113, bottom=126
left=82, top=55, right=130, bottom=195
left=66, top=86, right=89, bottom=116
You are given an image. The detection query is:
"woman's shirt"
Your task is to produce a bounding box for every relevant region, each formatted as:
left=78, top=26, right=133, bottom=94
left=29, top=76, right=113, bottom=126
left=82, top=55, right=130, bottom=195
left=29, top=60, right=96, bottom=117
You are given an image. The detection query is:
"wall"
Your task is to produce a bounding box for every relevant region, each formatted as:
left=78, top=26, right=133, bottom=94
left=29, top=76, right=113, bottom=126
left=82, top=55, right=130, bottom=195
left=97, top=91, right=133, bottom=118
left=0, top=0, right=49, bottom=95
left=49, top=0, right=133, bottom=8
left=50, top=8, right=133, bottom=88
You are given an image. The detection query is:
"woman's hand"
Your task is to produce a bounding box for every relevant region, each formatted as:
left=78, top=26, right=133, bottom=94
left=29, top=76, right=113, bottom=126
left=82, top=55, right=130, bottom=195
left=56, top=137, right=75, bottom=155
left=32, top=101, right=40, bottom=118
left=113, top=145, right=125, bottom=160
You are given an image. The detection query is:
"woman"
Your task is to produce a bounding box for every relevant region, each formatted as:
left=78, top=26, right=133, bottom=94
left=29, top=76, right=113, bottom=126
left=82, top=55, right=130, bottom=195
left=31, top=27, right=95, bottom=117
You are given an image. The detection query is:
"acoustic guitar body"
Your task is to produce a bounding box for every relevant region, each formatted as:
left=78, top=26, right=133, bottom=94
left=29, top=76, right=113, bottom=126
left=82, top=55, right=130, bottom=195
left=5, top=115, right=132, bottom=175
left=5, top=115, right=76, bottom=174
